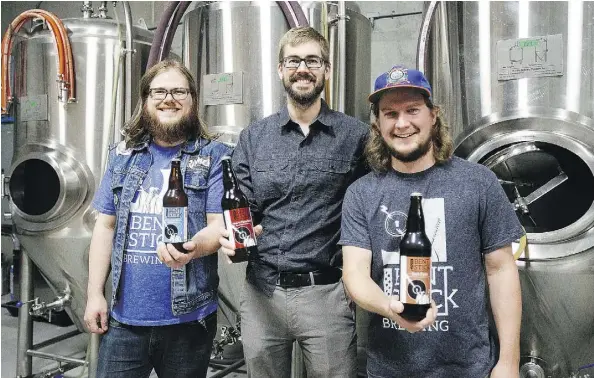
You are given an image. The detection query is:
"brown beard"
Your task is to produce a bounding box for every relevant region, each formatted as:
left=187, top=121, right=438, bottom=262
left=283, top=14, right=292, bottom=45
left=283, top=72, right=325, bottom=107
left=141, top=104, right=198, bottom=144
left=381, top=130, right=433, bottom=163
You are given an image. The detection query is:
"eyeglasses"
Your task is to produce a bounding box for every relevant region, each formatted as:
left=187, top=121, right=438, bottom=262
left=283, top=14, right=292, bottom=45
left=282, top=56, right=325, bottom=69
left=148, top=88, right=190, bottom=101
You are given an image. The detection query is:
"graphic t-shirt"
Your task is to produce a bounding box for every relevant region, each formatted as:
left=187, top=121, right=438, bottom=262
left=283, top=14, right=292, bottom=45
left=93, top=143, right=217, bottom=325
left=339, top=157, right=524, bottom=378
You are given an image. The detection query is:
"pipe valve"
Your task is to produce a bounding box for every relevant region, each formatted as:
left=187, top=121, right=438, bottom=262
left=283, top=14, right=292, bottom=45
left=29, top=285, right=71, bottom=317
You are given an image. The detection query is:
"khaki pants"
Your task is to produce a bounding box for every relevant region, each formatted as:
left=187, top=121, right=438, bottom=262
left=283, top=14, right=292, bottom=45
left=240, top=280, right=357, bottom=378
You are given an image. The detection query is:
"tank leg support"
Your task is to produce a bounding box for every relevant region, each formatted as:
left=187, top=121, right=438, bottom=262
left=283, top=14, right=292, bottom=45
left=16, top=252, right=34, bottom=377
left=88, top=332, right=100, bottom=378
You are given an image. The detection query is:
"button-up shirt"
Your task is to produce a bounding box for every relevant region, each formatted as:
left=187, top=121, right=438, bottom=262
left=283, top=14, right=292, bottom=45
left=231, top=100, right=369, bottom=296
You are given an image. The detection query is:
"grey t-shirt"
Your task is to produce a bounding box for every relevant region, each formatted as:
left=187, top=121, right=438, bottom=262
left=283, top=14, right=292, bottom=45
left=339, top=156, right=524, bottom=378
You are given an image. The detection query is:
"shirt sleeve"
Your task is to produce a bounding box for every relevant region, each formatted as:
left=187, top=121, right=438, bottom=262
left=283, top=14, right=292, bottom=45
left=480, top=171, right=525, bottom=254
left=92, top=148, right=116, bottom=215
left=231, top=128, right=261, bottom=224
left=339, top=183, right=372, bottom=250
left=205, top=144, right=230, bottom=214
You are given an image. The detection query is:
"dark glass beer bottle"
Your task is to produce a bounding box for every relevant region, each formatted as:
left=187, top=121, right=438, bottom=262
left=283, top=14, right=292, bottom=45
left=162, top=158, right=189, bottom=253
left=399, top=192, right=432, bottom=321
left=221, top=156, right=257, bottom=263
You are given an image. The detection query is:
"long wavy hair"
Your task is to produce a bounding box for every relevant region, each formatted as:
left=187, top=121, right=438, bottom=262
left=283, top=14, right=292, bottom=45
left=122, top=59, right=212, bottom=148
left=366, top=95, right=454, bottom=173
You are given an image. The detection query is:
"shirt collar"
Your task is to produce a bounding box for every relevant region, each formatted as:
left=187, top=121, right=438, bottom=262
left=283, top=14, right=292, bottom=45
left=279, top=99, right=335, bottom=134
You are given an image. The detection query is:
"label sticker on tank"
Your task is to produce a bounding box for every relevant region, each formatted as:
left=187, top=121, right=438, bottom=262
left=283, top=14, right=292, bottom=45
left=497, top=34, right=563, bottom=80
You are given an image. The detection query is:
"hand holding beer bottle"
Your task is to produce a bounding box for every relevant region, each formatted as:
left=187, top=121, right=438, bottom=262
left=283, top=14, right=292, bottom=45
left=221, top=156, right=258, bottom=263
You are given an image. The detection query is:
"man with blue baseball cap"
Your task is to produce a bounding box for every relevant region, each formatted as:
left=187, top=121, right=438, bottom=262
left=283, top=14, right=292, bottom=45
left=339, top=65, right=523, bottom=378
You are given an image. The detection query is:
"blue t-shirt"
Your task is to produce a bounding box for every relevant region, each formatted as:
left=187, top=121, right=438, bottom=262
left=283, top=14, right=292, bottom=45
left=93, top=142, right=222, bottom=325
left=339, top=157, right=524, bottom=378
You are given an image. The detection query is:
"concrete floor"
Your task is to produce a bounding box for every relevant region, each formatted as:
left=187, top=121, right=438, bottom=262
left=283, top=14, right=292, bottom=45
left=1, top=294, right=247, bottom=378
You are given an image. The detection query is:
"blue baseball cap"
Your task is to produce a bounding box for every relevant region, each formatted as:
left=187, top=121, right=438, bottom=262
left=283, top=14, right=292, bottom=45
left=368, top=65, right=432, bottom=103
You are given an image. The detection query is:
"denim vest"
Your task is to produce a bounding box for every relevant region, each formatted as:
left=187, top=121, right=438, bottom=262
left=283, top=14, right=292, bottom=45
left=107, top=137, right=230, bottom=315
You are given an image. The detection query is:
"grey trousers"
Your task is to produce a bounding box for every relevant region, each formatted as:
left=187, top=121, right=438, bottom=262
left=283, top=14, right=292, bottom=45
left=240, top=279, right=357, bottom=378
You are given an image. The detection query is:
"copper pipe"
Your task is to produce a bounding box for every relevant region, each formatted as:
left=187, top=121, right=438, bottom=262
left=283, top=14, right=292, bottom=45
left=32, top=9, right=76, bottom=101
left=1, top=9, right=76, bottom=113
left=2, top=12, right=66, bottom=111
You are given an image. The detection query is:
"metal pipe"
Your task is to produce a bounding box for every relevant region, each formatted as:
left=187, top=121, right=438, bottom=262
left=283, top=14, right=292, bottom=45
left=26, top=350, right=87, bottom=366
left=88, top=333, right=100, bottom=378
left=369, top=11, right=422, bottom=28
left=122, top=1, right=134, bottom=121
left=337, top=1, right=346, bottom=113
left=82, top=1, right=93, bottom=18
left=30, top=287, right=71, bottom=315
left=416, top=1, right=439, bottom=73
left=209, top=358, right=245, bottom=378
left=97, top=1, right=108, bottom=18
left=33, top=362, right=80, bottom=378
left=32, top=330, right=80, bottom=350
left=16, top=253, right=34, bottom=377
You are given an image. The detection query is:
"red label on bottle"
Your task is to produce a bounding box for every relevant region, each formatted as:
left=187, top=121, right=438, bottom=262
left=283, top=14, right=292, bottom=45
left=224, top=208, right=257, bottom=249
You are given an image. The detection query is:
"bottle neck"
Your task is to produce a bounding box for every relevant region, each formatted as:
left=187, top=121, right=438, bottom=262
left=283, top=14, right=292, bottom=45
left=222, top=160, right=239, bottom=190
left=406, top=196, right=425, bottom=232
left=169, top=161, right=183, bottom=190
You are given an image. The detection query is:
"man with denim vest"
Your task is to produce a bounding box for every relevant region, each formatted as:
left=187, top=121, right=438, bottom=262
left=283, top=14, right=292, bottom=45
left=219, top=27, right=368, bottom=377
left=84, top=60, right=230, bottom=378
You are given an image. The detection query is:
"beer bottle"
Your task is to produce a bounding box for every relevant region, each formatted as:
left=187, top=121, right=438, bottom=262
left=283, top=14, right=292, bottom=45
left=221, top=156, right=257, bottom=263
left=399, top=192, right=432, bottom=321
left=162, top=158, right=189, bottom=253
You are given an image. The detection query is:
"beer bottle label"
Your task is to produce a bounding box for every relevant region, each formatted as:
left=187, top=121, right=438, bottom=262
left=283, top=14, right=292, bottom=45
left=224, top=207, right=257, bottom=249
left=162, top=206, right=188, bottom=243
left=399, top=256, right=431, bottom=305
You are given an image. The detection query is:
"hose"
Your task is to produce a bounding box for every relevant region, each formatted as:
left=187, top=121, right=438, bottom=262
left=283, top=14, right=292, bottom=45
left=159, top=1, right=191, bottom=62
left=146, top=1, right=179, bottom=70
left=288, top=1, right=309, bottom=27
left=276, top=1, right=308, bottom=28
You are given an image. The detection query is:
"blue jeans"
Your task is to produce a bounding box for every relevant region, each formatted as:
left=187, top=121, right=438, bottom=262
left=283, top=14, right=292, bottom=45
left=96, top=313, right=217, bottom=378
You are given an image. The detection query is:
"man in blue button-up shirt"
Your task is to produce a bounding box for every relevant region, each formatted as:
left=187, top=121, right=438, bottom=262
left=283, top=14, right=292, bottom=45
left=220, top=27, right=369, bottom=378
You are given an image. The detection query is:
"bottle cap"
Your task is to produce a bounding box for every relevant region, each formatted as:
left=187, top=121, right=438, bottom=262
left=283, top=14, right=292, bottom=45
left=411, top=192, right=423, bottom=197
left=221, top=156, right=231, bottom=161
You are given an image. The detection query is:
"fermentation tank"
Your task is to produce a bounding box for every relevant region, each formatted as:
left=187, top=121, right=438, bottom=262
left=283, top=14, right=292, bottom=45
left=182, top=1, right=372, bottom=146
left=419, top=2, right=594, bottom=377
left=6, top=17, right=152, bottom=332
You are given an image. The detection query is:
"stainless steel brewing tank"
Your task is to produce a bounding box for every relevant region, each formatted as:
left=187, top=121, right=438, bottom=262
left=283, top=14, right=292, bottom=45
left=421, top=2, right=594, bottom=376
left=182, top=1, right=372, bottom=146
left=7, top=18, right=152, bottom=332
